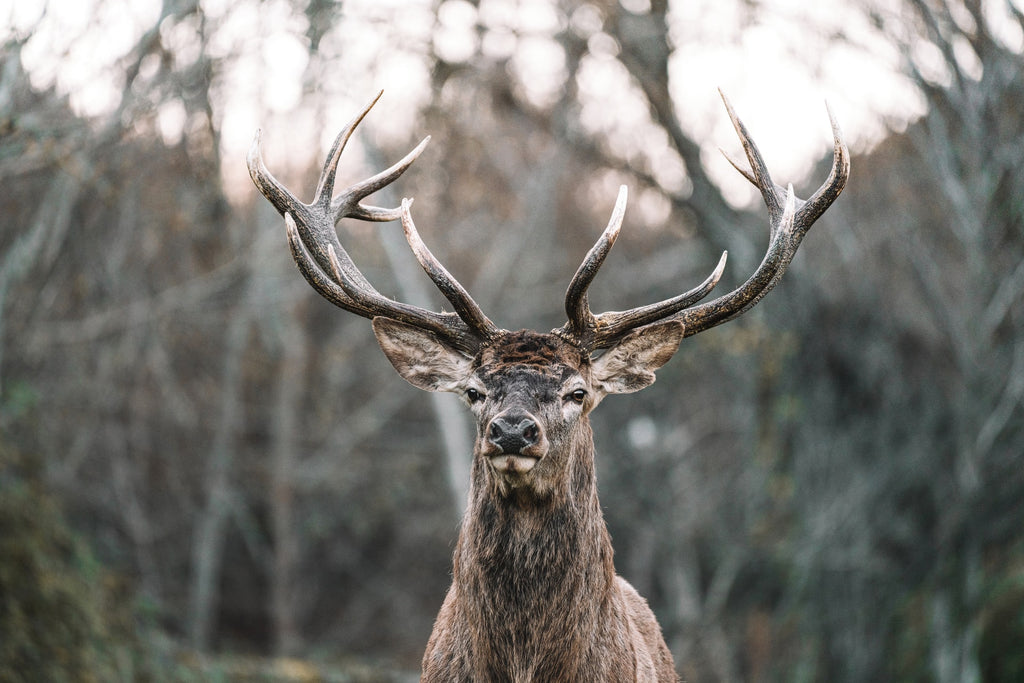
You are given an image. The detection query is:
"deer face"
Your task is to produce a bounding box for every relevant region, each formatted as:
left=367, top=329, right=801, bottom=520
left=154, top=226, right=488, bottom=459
left=372, top=318, right=684, bottom=497
left=466, top=331, right=590, bottom=490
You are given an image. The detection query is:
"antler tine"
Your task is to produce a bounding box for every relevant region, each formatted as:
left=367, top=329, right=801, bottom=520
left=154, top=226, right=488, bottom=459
left=673, top=186, right=798, bottom=336
left=556, top=185, right=726, bottom=350
left=669, top=96, right=849, bottom=338
left=796, top=101, right=850, bottom=229
left=248, top=129, right=304, bottom=221
left=718, top=89, right=784, bottom=224
left=311, top=91, right=432, bottom=223
left=399, top=200, right=498, bottom=341
left=556, top=94, right=848, bottom=352
left=248, top=94, right=493, bottom=354
left=590, top=251, right=727, bottom=346
left=312, top=91, right=382, bottom=208
left=248, top=123, right=377, bottom=294
left=282, top=212, right=375, bottom=317
left=322, top=241, right=483, bottom=353
left=720, top=96, right=849, bottom=238
left=561, top=185, right=628, bottom=346
left=331, top=134, right=431, bottom=222
left=285, top=211, right=482, bottom=352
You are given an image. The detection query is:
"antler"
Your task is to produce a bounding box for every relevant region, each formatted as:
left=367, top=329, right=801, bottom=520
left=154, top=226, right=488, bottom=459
left=556, top=91, right=850, bottom=351
left=247, top=92, right=498, bottom=354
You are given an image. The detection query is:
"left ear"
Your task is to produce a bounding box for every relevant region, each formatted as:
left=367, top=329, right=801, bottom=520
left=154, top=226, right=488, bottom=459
left=591, top=320, right=684, bottom=396
left=372, top=317, right=474, bottom=393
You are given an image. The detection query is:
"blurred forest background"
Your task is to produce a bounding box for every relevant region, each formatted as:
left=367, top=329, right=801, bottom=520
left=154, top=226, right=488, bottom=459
left=2, top=0, right=1023, bottom=680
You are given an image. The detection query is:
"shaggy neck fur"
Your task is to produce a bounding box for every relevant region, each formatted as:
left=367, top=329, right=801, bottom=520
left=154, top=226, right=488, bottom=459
left=452, top=423, right=619, bottom=681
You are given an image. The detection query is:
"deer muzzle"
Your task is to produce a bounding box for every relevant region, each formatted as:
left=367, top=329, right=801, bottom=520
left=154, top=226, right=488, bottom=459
left=483, top=409, right=548, bottom=473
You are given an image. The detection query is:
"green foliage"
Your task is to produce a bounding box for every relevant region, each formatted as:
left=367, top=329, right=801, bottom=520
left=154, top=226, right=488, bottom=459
left=978, top=557, right=1024, bottom=682
left=0, top=381, right=37, bottom=422
left=0, top=445, right=204, bottom=683
left=886, top=593, right=933, bottom=683
left=0, top=444, right=116, bottom=682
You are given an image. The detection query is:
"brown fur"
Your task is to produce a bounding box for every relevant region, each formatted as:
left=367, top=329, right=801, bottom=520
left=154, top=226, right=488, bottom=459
left=371, top=326, right=682, bottom=682
left=421, top=434, right=678, bottom=681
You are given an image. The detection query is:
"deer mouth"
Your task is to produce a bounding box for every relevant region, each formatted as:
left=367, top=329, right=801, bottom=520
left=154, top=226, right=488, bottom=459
left=481, top=438, right=547, bottom=476
left=487, top=453, right=541, bottom=474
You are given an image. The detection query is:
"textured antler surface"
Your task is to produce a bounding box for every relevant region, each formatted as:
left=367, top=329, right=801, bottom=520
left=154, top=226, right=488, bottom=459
left=674, top=92, right=849, bottom=337
left=251, top=92, right=848, bottom=357
left=554, top=92, right=850, bottom=351
left=247, top=93, right=498, bottom=354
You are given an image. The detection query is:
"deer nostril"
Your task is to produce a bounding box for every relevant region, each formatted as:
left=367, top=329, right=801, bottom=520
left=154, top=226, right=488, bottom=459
left=522, top=423, right=538, bottom=444
left=489, top=422, right=502, bottom=440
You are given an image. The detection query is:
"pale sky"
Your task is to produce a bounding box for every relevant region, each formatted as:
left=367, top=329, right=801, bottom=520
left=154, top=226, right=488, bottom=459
left=2, top=0, right=954, bottom=206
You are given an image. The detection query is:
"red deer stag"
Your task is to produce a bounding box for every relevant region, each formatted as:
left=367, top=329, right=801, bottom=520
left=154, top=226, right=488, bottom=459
left=248, top=91, right=848, bottom=681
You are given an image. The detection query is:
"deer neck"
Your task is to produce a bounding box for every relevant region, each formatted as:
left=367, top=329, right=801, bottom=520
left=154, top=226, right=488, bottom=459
left=452, top=422, right=617, bottom=677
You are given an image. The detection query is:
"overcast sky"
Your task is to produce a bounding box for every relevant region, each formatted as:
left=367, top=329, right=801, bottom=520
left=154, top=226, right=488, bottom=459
left=2, top=0, right=943, bottom=205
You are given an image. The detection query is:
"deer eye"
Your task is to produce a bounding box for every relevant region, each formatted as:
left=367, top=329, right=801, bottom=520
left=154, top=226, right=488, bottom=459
left=466, top=387, right=485, bottom=403
left=566, top=389, right=587, bottom=404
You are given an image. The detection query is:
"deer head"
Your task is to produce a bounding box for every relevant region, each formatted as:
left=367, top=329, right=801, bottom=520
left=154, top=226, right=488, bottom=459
left=248, top=91, right=847, bottom=501
left=372, top=317, right=687, bottom=501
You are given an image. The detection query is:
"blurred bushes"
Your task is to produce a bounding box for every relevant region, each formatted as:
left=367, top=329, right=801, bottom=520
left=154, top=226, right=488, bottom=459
left=0, top=443, right=414, bottom=682
left=977, top=559, right=1024, bottom=682
left=0, top=443, right=122, bottom=682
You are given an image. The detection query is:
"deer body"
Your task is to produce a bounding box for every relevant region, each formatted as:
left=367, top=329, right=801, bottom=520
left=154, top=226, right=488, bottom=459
left=424, top=450, right=665, bottom=681
left=426, top=530, right=671, bottom=682
left=248, top=91, right=848, bottom=681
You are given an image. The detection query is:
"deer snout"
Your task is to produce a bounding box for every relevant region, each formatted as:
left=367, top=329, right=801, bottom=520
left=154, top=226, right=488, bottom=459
left=484, top=410, right=547, bottom=473
left=488, top=411, right=540, bottom=453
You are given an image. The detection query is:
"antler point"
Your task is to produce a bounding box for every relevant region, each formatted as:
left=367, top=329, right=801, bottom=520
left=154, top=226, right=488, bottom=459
left=710, top=251, right=728, bottom=282
left=719, top=90, right=739, bottom=122
left=411, top=135, right=432, bottom=158
left=247, top=129, right=264, bottom=166
left=609, top=186, right=628, bottom=240
left=825, top=100, right=842, bottom=132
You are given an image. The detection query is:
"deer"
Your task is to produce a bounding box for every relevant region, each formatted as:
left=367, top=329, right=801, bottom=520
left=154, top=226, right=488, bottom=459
left=248, top=91, right=848, bottom=682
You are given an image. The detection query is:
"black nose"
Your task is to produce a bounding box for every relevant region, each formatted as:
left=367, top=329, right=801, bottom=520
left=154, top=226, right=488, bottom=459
left=487, top=411, right=540, bottom=454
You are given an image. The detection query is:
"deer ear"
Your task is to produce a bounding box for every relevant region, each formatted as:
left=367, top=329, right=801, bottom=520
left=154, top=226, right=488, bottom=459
left=372, top=317, right=474, bottom=393
left=591, top=320, right=684, bottom=396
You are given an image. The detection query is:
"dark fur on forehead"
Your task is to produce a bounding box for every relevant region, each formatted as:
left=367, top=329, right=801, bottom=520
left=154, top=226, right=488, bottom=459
left=475, top=330, right=588, bottom=376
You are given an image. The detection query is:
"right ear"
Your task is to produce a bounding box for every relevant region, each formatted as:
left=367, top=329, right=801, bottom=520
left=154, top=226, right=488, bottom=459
left=371, top=317, right=474, bottom=393
left=590, top=320, right=684, bottom=396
